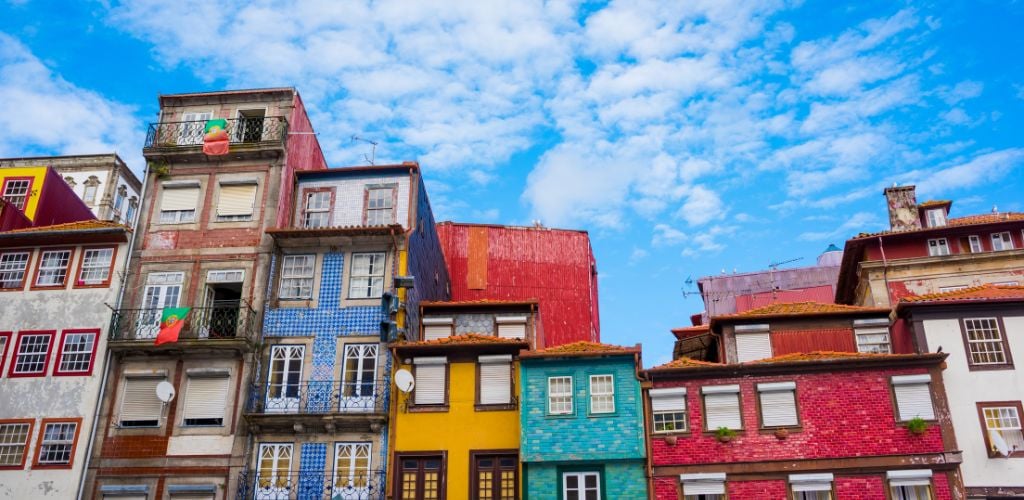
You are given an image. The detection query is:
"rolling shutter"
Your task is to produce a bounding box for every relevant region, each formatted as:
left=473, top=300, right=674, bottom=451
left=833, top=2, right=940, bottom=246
left=680, top=473, right=726, bottom=495
left=735, top=332, right=772, bottom=362
left=422, top=317, right=453, bottom=341
left=217, top=183, right=257, bottom=216
left=702, top=385, right=741, bottom=429
left=183, top=374, right=230, bottom=423
left=120, top=377, right=164, bottom=424
left=161, top=186, right=200, bottom=211
left=414, top=357, right=446, bottom=405
left=790, top=473, right=833, bottom=492
left=650, top=387, right=687, bottom=412
left=757, top=382, right=798, bottom=427
left=887, top=469, right=932, bottom=487
left=496, top=316, right=528, bottom=339
left=892, top=375, right=935, bottom=421
left=479, top=355, right=512, bottom=405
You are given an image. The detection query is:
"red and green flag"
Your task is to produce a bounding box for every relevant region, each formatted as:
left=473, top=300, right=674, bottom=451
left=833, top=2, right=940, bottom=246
left=155, top=307, right=190, bottom=346
left=202, top=118, right=229, bottom=155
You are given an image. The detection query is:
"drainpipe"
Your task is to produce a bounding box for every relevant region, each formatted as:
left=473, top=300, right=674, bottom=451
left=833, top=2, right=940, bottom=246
left=77, top=159, right=151, bottom=500
left=878, top=236, right=892, bottom=307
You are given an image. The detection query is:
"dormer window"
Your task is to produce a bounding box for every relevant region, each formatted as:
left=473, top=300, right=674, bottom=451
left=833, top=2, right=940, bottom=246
left=927, top=238, right=950, bottom=256
left=992, top=232, right=1014, bottom=251
left=925, top=208, right=946, bottom=228
left=364, top=186, right=395, bottom=226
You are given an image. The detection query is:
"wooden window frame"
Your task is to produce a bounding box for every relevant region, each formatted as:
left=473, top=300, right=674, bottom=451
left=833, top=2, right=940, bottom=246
left=0, top=418, right=34, bottom=470
left=0, top=249, right=32, bottom=292
left=0, top=332, right=10, bottom=375
left=885, top=472, right=935, bottom=500
left=32, top=417, right=82, bottom=469
left=959, top=317, right=1014, bottom=370
left=410, top=362, right=450, bottom=411
left=53, top=329, right=100, bottom=376
left=547, top=375, right=574, bottom=416
left=701, top=385, right=744, bottom=432
left=1, top=177, right=34, bottom=211
left=393, top=451, right=447, bottom=500
left=475, top=358, right=515, bottom=411
left=73, top=245, right=118, bottom=289
left=469, top=450, right=519, bottom=500
left=362, top=184, right=398, bottom=226
left=31, top=248, right=74, bottom=290
left=977, top=401, right=1024, bottom=458
left=8, top=330, right=55, bottom=378
left=589, top=374, right=616, bottom=415
left=297, top=186, right=335, bottom=228
left=755, top=382, right=802, bottom=431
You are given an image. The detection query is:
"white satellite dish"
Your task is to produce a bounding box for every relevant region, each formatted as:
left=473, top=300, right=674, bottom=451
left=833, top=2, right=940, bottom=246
left=156, top=381, right=176, bottom=403
left=395, top=369, right=415, bottom=393
left=990, top=430, right=1011, bottom=457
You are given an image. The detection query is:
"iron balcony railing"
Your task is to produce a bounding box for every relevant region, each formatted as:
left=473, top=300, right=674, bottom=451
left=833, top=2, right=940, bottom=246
left=144, top=116, right=288, bottom=149
left=246, top=379, right=387, bottom=415
left=237, top=469, right=386, bottom=500
left=109, top=301, right=258, bottom=342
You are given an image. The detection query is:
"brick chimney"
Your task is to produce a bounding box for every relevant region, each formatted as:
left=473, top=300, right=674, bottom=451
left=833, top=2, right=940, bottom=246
left=883, top=185, right=920, bottom=231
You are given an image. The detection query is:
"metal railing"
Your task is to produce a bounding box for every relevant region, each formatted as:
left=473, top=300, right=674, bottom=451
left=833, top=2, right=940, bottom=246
left=109, top=302, right=258, bottom=342
left=246, top=379, right=387, bottom=415
left=144, top=117, right=288, bottom=148
left=237, top=469, right=386, bottom=500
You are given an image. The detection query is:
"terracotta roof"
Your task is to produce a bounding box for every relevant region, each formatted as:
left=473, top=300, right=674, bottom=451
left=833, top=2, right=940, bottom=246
left=3, top=220, right=128, bottom=233
left=670, top=325, right=710, bottom=340
left=397, top=333, right=525, bottom=347
left=421, top=299, right=539, bottom=307
left=266, top=224, right=403, bottom=237
left=854, top=212, right=1024, bottom=239
left=650, top=357, right=722, bottom=370
left=715, top=301, right=889, bottom=320
left=749, top=351, right=899, bottom=364
left=899, top=284, right=1024, bottom=304
left=646, top=350, right=944, bottom=373
left=519, top=341, right=639, bottom=358
left=917, top=200, right=951, bottom=208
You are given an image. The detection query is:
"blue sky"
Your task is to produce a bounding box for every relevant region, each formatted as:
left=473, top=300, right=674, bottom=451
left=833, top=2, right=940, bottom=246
left=2, top=1, right=1023, bottom=366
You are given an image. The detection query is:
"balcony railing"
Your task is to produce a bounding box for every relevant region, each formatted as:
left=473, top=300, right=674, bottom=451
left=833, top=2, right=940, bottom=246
left=144, top=117, right=288, bottom=149
left=109, top=302, right=258, bottom=343
left=246, top=379, right=387, bottom=415
left=237, top=469, right=386, bottom=500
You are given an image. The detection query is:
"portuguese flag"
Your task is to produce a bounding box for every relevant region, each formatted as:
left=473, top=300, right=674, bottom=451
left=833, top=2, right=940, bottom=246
left=155, top=307, right=190, bottom=346
left=202, top=118, right=229, bottom=156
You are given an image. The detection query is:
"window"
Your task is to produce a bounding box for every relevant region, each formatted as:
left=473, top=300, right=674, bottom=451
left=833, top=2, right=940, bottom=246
left=413, top=357, right=447, bottom=406
left=680, top=473, right=725, bottom=500
left=758, top=382, right=798, bottom=428
left=478, top=355, right=512, bottom=407
left=0, top=251, right=30, bottom=290
left=548, top=376, right=573, bottom=415
left=34, top=420, right=80, bottom=468
left=649, top=387, right=687, bottom=433
left=396, top=454, right=444, bottom=500
left=927, top=238, right=950, bottom=256
left=0, top=420, right=33, bottom=469
left=925, top=209, right=946, bottom=228
left=159, top=184, right=199, bottom=223
left=364, top=187, right=394, bottom=226
left=1, top=178, right=31, bottom=211
left=961, top=318, right=1011, bottom=367
left=855, top=327, right=891, bottom=354
left=256, top=443, right=293, bottom=497
left=472, top=452, right=517, bottom=500
left=422, top=317, right=454, bottom=341
left=349, top=252, right=385, bottom=299
left=125, top=197, right=138, bottom=224
left=968, top=235, right=983, bottom=253
left=9, top=331, right=54, bottom=377
left=54, top=330, right=98, bottom=375
left=888, top=470, right=934, bottom=500
left=34, top=249, right=72, bottom=287
left=77, top=247, right=115, bottom=286
left=979, top=402, right=1024, bottom=457
left=279, top=254, right=315, bottom=299
left=891, top=375, right=935, bottom=421
left=82, top=183, right=98, bottom=205
left=992, top=232, right=1014, bottom=251
left=702, top=385, right=742, bottom=430
left=215, top=181, right=257, bottom=221
left=734, top=325, right=771, bottom=362
left=589, top=375, right=615, bottom=414
left=113, top=186, right=126, bottom=216
left=182, top=373, right=230, bottom=426
left=118, top=376, right=165, bottom=428
left=789, top=473, right=833, bottom=500
left=495, top=316, right=528, bottom=339
left=562, top=471, right=601, bottom=500
left=333, top=442, right=372, bottom=496
left=302, top=191, right=332, bottom=228
left=0, top=333, right=9, bottom=374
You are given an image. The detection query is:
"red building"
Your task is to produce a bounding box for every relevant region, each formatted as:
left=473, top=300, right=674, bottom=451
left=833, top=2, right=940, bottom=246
left=435, top=222, right=600, bottom=347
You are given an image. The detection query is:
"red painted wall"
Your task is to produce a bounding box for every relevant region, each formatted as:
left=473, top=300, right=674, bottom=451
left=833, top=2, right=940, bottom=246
left=657, top=475, right=951, bottom=500
left=770, top=327, right=857, bottom=355
left=736, top=285, right=836, bottom=312
left=0, top=199, right=32, bottom=231
left=32, top=167, right=95, bottom=227
left=435, top=222, right=599, bottom=347
left=278, top=92, right=327, bottom=228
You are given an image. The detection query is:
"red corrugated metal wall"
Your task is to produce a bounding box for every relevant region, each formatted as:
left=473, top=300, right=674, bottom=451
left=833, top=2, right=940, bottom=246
left=436, top=222, right=600, bottom=347
left=736, top=285, right=836, bottom=312
left=769, top=327, right=857, bottom=355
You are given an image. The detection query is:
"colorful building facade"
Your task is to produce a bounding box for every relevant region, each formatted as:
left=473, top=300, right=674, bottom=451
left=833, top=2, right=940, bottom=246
left=519, top=342, right=647, bottom=500
left=0, top=165, right=95, bottom=230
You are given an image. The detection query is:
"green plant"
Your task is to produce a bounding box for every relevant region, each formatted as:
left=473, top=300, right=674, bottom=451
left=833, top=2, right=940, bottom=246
left=715, top=426, right=737, bottom=442
left=150, top=161, right=170, bottom=178
left=906, top=417, right=929, bottom=435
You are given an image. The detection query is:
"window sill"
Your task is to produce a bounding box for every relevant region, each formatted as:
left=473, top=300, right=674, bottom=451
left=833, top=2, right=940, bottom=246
left=29, top=284, right=69, bottom=292
left=587, top=412, right=617, bottom=418
left=545, top=412, right=576, bottom=419
left=967, top=364, right=1015, bottom=371
left=408, top=405, right=449, bottom=413
left=32, top=463, right=73, bottom=470
left=475, top=404, right=516, bottom=412
left=652, top=430, right=691, bottom=437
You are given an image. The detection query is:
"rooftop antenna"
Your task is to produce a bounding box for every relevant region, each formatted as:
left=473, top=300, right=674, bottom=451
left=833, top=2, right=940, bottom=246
left=768, top=257, right=803, bottom=302
left=681, top=275, right=700, bottom=298
left=351, top=135, right=378, bottom=165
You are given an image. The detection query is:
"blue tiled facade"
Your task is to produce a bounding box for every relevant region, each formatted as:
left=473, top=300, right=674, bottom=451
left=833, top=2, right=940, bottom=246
left=298, top=442, right=328, bottom=498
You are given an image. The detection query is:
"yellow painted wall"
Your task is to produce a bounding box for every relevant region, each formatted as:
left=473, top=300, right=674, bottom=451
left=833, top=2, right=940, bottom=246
left=392, top=360, right=521, bottom=500
left=0, top=167, right=48, bottom=220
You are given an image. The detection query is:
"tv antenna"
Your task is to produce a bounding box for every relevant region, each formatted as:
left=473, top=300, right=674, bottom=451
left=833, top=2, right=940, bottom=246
left=768, top=257, right=803, bottom=301
left=351, top=135, right=378, bottom=165
left=681, top=275, right=701, bottom=298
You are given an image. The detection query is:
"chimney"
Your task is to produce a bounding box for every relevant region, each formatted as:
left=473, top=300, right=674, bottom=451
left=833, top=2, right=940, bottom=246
left=883, top=185, right=920, bottom=231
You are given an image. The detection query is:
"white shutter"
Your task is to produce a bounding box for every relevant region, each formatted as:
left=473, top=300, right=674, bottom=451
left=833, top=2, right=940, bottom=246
left=735, top=332, right=772, bottom=362
left=479, top=355, right=512, bottom=405
left=423, top=325, right=452, bottom=341
left=216, top=183, right=257, bottom=216
left=680, top=473, right=726, bottom=495
left=104, top=495, right=147, bottom=500
left=414, top=357, right=446, bottom=405
left=497, top=323, right=526, bottom=339
left=161, top=186, right=200, bottom=211
left=887, top=469, right=932, bottom=487
left=650, top=388, right=687, bottom=412
left=120, top=377, right=164, bottom=423
left=790, top=473, right=833, bottom=492
left=702, top=386, right=741, bottom=429
left=892, top=375, right=935, bottom=421
left=183, top=375, right=230, bottom=422
left=758, top=383, right=798, bottom=427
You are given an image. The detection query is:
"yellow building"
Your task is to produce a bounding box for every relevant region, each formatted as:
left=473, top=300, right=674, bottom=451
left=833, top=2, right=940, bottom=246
left=388, top=300, right=537, bottom=499
left=0, top=166, right=49, bottom=220
left=0, top=165, right=95, bottom=228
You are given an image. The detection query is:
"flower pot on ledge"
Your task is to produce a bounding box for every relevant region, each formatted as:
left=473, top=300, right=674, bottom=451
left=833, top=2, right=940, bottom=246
left=716, top=435, right=733, bottom=443
left=664, top=435, right=678, bottom=446
left=774, top=428, right=790, bottom=440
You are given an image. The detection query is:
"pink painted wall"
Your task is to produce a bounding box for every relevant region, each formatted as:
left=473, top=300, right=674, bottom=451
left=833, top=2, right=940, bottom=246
left=277, top=92, right=327, bottom=228
left=32, top=167, right=95, bottom=227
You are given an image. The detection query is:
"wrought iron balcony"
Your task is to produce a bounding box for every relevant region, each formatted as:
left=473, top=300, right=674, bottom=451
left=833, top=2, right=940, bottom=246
left=109, top=302, right=258, bottom=345
left=237, top=469, right=386, bottom=500
left=246, top=379, right=387, bottom=416
left=143, top=117, right=288, bottom=150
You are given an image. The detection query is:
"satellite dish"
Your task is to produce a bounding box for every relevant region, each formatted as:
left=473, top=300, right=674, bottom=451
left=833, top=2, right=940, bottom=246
left=156, top=381, right=176, bottom=403
left=395, top=369, right=415, bottom=393
left=990, top=430, right=1011, bottom=457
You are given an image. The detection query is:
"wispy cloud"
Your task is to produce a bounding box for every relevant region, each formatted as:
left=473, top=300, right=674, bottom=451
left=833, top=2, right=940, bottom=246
left=799, top=212, right=882, bottom=241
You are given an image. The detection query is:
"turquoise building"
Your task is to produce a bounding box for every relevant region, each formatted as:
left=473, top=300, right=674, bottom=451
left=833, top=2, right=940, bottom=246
left=519, top=342, right=648, bottom=500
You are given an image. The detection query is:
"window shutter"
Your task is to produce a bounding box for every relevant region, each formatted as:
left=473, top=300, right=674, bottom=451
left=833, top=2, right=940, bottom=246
left=681, top=474, right=726, bottom=495
left=790, top=473, right=833, bottom=492
left=650, top=388, right=686, bottom=412
left=183, top=375, right=230, bottom=422
left=496, top=323, right=526, bottom=339
left=120, top=377, right=164, bottom=423
left=735, top=332, right=772, bottom=362
left=217, top=183, right=257, bottom=216
left=758, top=382, right=798, bottom=427
left=703, top=386, right=741, bottom=429
left=414, top=357, right=446, bottom=405
left=479, top=355, right=512, bottom=405
left=422, top=317, right=453, bottom=341
left=892, top=375, right=935, bottom=420
left=161, top=186, right=200, bottom=211
left=887, top=469, right=932, bottom=487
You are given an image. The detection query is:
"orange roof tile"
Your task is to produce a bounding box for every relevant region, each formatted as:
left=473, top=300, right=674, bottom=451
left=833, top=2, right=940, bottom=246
left=899, top=284, right=1024, bottom=304
left=520, top=341, right=639, bottom=358
left=716, top=301, right=889, bottom=319
left=650, top=357, right=722, bottom=370
left=854, top=212, right=1024, bottom=239
left=917, top=200, right=951, bottom=208
left=646, top=351, right=943, bottom=373
left=4, top=220, right=128, bottom=233
left=398, top=333, right=526, bottom=347
left=749, top=351, right=897, bottom=364
left=671, top=325, right=710, bottom=340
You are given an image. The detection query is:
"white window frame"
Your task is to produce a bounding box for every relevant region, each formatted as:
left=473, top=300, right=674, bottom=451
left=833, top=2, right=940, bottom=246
left=0, top=422, right=31, bottom=467
left=78, top=248, right=114, bottom=285
left=0, top=251, right=30, bottom=289
left=303, top=191, right=332, bottom=228
left=82, top=183, right=98, bottom=206
left=855, top=327, right=891, bottom=354
left=495, top=315, right=528, bottom=339
left=925, top=209, right=946, bottom=228
left=364, top=186, right=394, bottom=226
left=992, top=232, right=1014, bottom=251
left=36, top=249, right=71, bottom=287
left=333, top=442, right=372, bottom=493
left=968, top=235, right=983, bottom=253
left=214, top=181, right=257, bottom=222
left=181, top=372, right=230, bottom=427
left=118, top=375, right=166, bottom=428
left=548, top=376, right=573, bottom=415
left=1, top=179, right=30, bottom=211
left=348, top=252, right=386, bottom=299
left=37, top=421, right=78, bottom=465
left=891, top=375, right=936, bottom=422
left=734, top=324, right=771, bottom=362
left=562, top=471, right=600, bottom=500
left=650, top=387, right=687, bottom=433
left=158, top=183, right=200, bottom=224
left=589, top=374, right=615, bottom=414
left=13, top=333, right=51, bottom=375
left=422, top=317, right=454, bottom=341
left=927, top=238, right=950, bottom=256
left=789, top=473, right=834, bottom=499
left=279, top=254, right=315, bottom=300
left=412, top=357, right=447, bottom=406
left=57, top=331, right=96, bottom=374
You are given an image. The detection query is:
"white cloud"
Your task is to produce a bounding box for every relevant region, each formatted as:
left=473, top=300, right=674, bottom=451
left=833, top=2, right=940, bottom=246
left=916, top=149, right=1024, bottom=196
left=628, top=247, right=649, bottom=265
left=677, top=185, right=725, bottom=226
left=799, top=211, right=881, bottom=241
left=652, top=224, right=687, bottom=247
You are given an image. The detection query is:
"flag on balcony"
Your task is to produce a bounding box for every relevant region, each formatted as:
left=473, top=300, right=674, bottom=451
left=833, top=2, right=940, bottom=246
left=155, top=307, right=190, bottom=345
left=202, top=118, right=230, bottom=155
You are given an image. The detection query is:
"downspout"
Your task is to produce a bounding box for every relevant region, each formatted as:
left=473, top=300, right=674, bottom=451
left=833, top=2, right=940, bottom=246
left=878, top=236, right=892, bottom=307
left=77, top=159, right=151, bottom=500
left=637, top=353, right=655, bottom=499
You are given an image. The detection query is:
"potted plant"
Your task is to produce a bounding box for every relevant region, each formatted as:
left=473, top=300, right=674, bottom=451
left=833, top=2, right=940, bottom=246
left=906, top=417, right=929, bottom=435
left=715, top=426, right=736, bottom=443
left=774, top=428, right=790, bottom=440
left=664, top=435, right=678, bottom=446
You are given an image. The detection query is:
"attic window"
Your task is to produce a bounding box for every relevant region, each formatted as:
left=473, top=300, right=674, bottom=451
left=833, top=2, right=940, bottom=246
left=925, top=209, right=946, bottom=228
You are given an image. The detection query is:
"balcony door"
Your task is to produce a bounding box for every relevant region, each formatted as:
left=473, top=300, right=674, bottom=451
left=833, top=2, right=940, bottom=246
left=200, top=270, right=243, bottom=339
left=137, top=272, right=183, bottom=339
left=266, top=345, right=304, bottom=413
left=255, top=443, right=292, bottom=500
left=178, top=111, right=213, bottom=145
left=341, top=344, right=378, bottom=411
left=234, top=108, right=267, bottom=143
left=396, top=455, right=444, bottom=500
left=332, top=442, right=372, bottom=500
